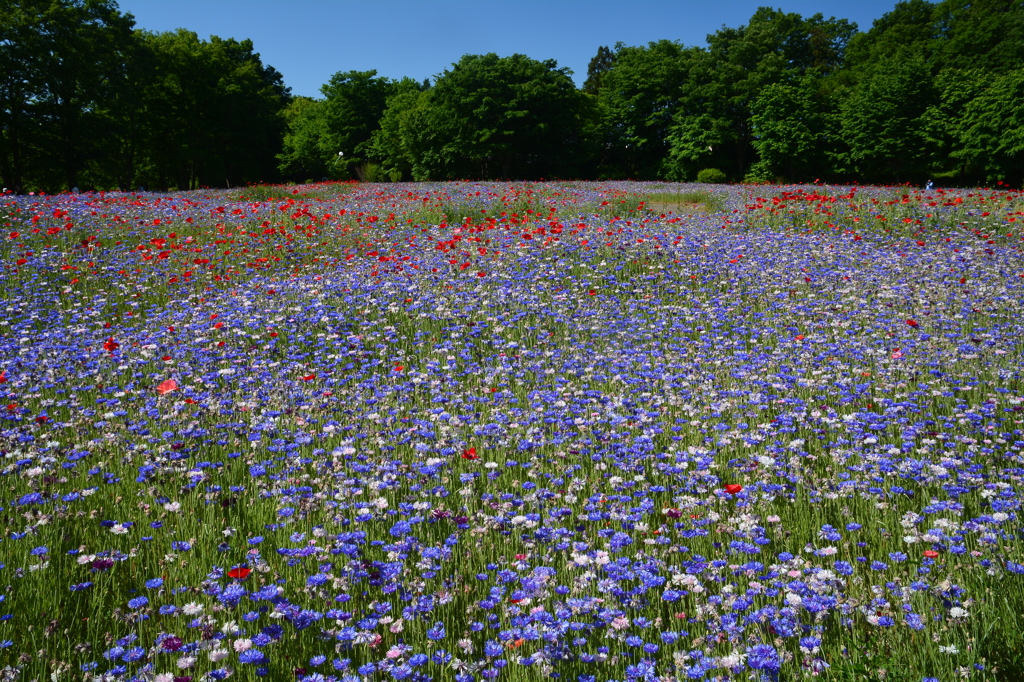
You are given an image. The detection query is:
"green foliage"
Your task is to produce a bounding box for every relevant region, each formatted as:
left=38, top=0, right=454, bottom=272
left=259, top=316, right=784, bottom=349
left=234, top=183, right=305, bottom=201
left=0, top=2, right=290, bottom=192
left=583, top=44, right=616, bottom=94
left=278, top=70, right=394, bottom=183
left=5, top=0, right=1024, bottom=188
left=836, top=57, right=937, bottom=183
left=750, top=76, right=834, bottom=182
left=0, top=0, right=135, bottom=191
left=595, top=40, right=695, bottom=179
left=366, top=78, right=429, bottom=181
left=137, top=30, right=290, bottom=191
left=664, top=8, right=856, bottom=182
left=643, top=189, right=726, bottom=212
left=949, top=68, right=1024, bottom=185
left=385, top=53, right=584, bottom=181
left=437, top=53, right=583, bottom=179
left=276, top=97, right=328, bottom=180
left=696, top=167, right=727, bottom=184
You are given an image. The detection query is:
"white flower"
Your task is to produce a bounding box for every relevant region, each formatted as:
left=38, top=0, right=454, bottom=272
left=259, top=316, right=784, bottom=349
left=992, top=512, right=1009, bottom=522
left=182, top=602, right=204, bottom=615
left=233, top=638, right=253, bottom=653
left=110, top=524, right=129, bottom=535
left=176, top=655, right=196, bottom=669
left=938, top=644, right=959, bottom=654
left=719, top=651, right=746, bottom=668
left=949, top=607, right=968, bottom=619
left=164, top=501, right=181, bottom=513
left=208, top=648, right=229, bottom=662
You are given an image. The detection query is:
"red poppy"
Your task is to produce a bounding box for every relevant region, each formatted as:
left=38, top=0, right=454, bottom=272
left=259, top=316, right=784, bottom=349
left=227, top=567, right=251, bottom=579
left=302, top=374, right=316, bottom=381
left=906, top=319, right=919, bottom=328
left=393, top=365, right=404, bottom=372
left=0, top=371, right=6, bottom=384
left=923, top=550, right=939, bottom=559
left=157, top=379, right=178, bottom=395
left=103, top=337, right=119, bottom=352
left=462, top=447, right=478, bottom=460
left=724, top=484, right=743, bottom=495
left=795, top=335, right=805, bottom=341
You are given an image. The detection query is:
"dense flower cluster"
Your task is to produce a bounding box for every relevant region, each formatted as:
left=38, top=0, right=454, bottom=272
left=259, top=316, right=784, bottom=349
left=0, top=182, right=1021, bottom=681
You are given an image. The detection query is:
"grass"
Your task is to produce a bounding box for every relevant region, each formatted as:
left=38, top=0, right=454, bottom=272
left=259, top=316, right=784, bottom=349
left=641, top=190, right=727, bottom=214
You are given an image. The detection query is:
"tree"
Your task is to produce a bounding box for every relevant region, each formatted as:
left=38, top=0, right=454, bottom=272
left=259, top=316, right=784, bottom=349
left=278, top=70, right=392, bottom=181
left=140, top=30, right=290, bottom=190
left=932, top=0, right=1024, bottom=72
left=845, top=0, right=937, bottom=70
left=950, top=68, right=1024, bottom=185
left=749, top=75, right=834, bottom=182
left=277, top=97, right=327, bottom=181
left=919, top=68, right=994, bottom=183
left=366, top=78, right=429, bottom=181
left=0, top=0, right=136, bottom=191
left=836, top=57, right=936, bottom=183
left=665, top=8, right=855, bottom=181
left=596, top=40, right=695, bottom=179
left=318, top=70, right=394, bottom=175
left=423, top=53, right=583, bottom=179
left=583, top=45, right=616, bottom=94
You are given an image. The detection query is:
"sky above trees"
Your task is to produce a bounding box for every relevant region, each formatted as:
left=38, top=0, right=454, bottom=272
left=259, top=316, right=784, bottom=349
left=116, top=0, right=901, bottom=98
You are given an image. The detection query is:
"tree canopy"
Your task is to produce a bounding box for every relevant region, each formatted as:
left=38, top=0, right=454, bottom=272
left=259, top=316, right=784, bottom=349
left=4, top=0, right=1024, bottom=190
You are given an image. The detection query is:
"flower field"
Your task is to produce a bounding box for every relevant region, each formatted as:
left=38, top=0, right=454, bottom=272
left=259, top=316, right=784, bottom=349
left=1, top=181, right=1023, bottom=682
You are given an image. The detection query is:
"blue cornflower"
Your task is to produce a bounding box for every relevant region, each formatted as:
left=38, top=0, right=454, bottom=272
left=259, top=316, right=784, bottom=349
left=30, top=546, right=48, bottom=556
left=127, top=596, right=149, bottom=610
left=426, top=622, right=446, bottom=641
left=389, top=521, right=412, bottom=537
left=746, top=644, right=780, bottom=672
left=121, top=646, right=146, bottom=662
left=239, top=648, right=267, bottom=665
left=145, top=577, right=164, bottom=589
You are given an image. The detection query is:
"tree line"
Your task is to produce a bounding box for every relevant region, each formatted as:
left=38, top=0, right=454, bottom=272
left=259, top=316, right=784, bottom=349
left=3, top=0, right=1024, bottom=192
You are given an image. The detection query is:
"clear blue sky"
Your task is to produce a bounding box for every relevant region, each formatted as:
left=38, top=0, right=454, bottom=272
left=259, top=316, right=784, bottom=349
left=117, top=0, right=900, bottom=98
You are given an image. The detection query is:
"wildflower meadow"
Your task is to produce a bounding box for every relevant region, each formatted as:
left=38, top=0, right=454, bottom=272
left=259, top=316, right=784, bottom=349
left=0, top=181, right=1022, bottom=682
